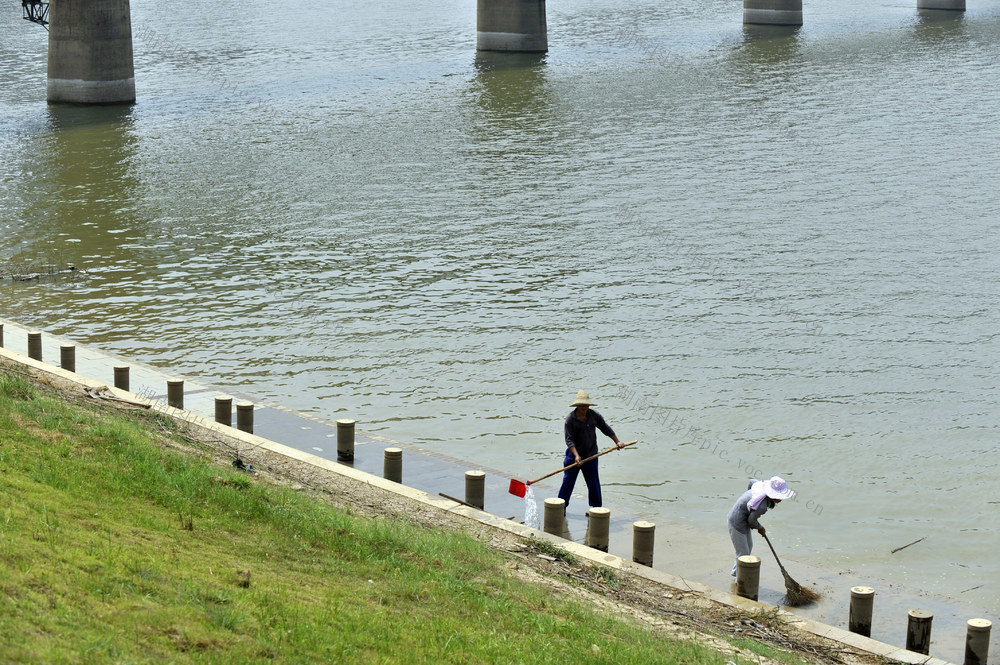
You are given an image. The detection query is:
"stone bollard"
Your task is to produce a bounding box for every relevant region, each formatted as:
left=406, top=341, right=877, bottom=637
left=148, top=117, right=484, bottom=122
left=632, top=521, right=655, bottom=567
left=27, top=332, right=42, bottom=361
left=214, top=395, right=233, bottom=426
left=585, top=507, right=611, bottom=552
left=383, top=448, right=402, bottom=483
left=236, top=401, right=254, bottom=434
left=167, top=380, right=184, bottom=409
left=464, top=470, right=485, bottom=509
left=736, top=555, right=761, bottom=601
left=113, top=365, right=129, bottom=391
left=543, top=498, right=566, bottom=536
left=906, top=609, right=933, bottom=655
left=337, top=419, right=356, bottom=462
left=964, top=618, right=991, bottom=665
left=60, top=345, right=76, bottom=373
left=849, top=586, right=875, bottom=637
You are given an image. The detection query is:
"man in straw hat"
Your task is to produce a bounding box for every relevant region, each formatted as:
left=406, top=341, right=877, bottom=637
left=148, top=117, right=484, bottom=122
left=558, top=389, right=624, bottom=512
left=726, top=476, right=795, bottom=576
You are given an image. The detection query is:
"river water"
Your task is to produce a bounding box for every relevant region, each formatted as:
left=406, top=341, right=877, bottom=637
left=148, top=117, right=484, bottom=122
left=2, top=0, right=998, bottom=633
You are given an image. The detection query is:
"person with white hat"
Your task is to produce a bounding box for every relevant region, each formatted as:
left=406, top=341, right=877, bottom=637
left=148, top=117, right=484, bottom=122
left=726, top=476, right=795, bottom=576
left=557, top=389, right=624, bottom=511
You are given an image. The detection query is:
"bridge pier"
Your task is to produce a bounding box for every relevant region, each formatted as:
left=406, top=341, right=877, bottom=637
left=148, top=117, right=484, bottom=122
left=47, top=0, right=135, bottom=104
left=917, top=0, right=965, bottom=9
left=743, top=0, right=803, bottom=26
left=477, top=0, right=547, bottom=52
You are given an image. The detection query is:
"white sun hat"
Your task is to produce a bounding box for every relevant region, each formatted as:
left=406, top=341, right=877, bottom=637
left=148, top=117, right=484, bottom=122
left=762, top=476, right=795, bottom=501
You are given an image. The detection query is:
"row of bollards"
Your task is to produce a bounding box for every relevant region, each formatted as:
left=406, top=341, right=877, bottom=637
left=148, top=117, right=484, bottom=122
left=899, top=610, right=993, bottom=664
left=15, top=329, right=351, bottom=447
left=8, top=325, right=377, bottom=483
left=540, top=498, right=657, bottom=566
left=212, top=395, right=255, bottom=434
left=4, top=325, right=993, bottom=664
left=21, top=332, right=127, bottom=393
left=21, top=333, right=87, bottom=379
left=10, top=331, right=260, bottom=437
left=724, top=569, right=994, bottom=665
left=849, top=588, right=992, bottom=663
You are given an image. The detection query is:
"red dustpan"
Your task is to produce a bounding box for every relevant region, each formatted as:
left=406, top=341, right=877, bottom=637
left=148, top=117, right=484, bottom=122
left=508, top=441, right=637, bottom=497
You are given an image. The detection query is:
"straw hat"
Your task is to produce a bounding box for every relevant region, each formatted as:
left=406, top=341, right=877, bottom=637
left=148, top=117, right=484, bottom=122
left=570, top=389, right=596, bottom=407
left=762, top=476, right=795, bottom=501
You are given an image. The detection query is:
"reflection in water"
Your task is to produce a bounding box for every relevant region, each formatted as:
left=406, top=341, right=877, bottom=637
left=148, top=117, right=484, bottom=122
left=719, top=24, right=804, bottom=132
left=1, top=104, right=142, bottom=330
left=32, top=105, right=140, bottom=264
left=733, top=23, right=803, bottom=77
left=470, top=51, right=550, bottom=121
left=914, top=6, right=968, bottom=43
left=740, top=23, right=801, bottom=45
left=463, top=51, right=559, bottom=219
left=45, top=103, right=136, bottom=131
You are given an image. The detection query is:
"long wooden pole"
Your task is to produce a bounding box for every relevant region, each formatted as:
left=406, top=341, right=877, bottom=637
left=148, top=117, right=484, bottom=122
left=527, top=440, right=638, bottom=485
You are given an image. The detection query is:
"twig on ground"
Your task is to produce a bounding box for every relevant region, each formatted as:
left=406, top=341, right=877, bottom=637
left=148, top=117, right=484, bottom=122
left=890, top=537, right=925, bottom=554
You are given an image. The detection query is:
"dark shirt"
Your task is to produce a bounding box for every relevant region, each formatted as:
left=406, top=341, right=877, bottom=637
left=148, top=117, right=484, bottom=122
left=564, top=409, right=616, bottom=459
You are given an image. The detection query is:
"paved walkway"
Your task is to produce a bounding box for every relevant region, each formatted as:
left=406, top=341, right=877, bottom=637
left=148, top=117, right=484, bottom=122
left=1, top=318, right=989, bottom=664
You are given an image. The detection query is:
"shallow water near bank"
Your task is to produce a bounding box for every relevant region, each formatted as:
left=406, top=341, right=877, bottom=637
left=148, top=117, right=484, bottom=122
left=2, top=0, right=997, bottom=652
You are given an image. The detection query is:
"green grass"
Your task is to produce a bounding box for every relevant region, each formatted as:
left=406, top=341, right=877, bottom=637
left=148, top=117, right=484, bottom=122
left=0, top=369, right=775, bottom=664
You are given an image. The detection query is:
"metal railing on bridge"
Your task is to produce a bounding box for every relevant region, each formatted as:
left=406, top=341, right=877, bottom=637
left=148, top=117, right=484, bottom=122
left=21, top=0, right=49, bottom=28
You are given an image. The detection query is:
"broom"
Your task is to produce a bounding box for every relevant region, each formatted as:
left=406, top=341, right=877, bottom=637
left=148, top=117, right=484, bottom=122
left=761, top=532, right=821, bottom=606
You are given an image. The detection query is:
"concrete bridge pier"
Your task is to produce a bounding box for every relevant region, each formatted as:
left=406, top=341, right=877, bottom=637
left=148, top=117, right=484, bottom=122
left=917, top=0, right=965, bottom=9
left=477, top=0, right=547, bottom=52
left=743, top=0, right=803, bottom=26
left=47, top=0, right=136, bottom=104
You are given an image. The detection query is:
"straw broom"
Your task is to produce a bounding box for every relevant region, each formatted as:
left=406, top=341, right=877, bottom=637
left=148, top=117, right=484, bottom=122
left=761, top=532, right=821, bottom=606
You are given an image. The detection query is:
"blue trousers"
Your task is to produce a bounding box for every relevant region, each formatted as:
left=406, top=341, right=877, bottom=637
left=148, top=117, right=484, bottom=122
left=557, top=452, right=602, bottom=509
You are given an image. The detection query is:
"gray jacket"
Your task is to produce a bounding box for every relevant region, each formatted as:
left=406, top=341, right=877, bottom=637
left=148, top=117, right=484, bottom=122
left=726, top=481, right=774, bottom=533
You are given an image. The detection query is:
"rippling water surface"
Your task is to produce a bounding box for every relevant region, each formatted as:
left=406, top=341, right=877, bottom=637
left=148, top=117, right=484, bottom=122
left=2, top=0, right=998, bottom=627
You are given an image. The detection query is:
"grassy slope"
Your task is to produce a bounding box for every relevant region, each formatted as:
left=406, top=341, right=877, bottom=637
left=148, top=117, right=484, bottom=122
left=0, top=369, right=783, bottom=664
